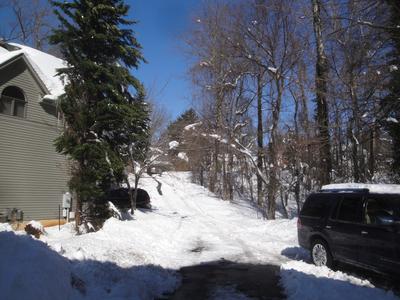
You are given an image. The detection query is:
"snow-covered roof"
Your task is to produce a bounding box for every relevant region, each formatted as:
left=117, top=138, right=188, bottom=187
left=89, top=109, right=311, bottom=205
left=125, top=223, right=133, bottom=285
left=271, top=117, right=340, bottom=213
left=321, top=183, right=400, bottom=194
left=0, top=50, right=24, bottom=66
left=0, top=43, right=66, bottom=100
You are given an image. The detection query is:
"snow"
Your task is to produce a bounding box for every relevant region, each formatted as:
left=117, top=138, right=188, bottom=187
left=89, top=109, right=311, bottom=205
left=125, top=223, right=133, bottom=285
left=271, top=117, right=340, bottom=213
left=0, top=222, right=12, bottom=231
left=281, top=261, right=397, bottom=300
left=184, top=122, right=202, bottom=131
left=8, top=43, right=66, bottom=99
left=169, top=140, right=179, bottom=149
left=0, top=49, right=24, bottom=66
left=390, top=65, right=398, bottom=72
left=108, top=201, right=122, bottom=220
left=178, top=152, right=189, bottom=161
left=387, top=117, right=399, bottom=124
left=0, top=46, right=8, bottom=54
left=268, top=67, right=278, bottom=73
left=0, top=172, right=398, bottom=299
left=0, top=232, right=76, bottom=299
left=322, top=183, right=400, bottom=194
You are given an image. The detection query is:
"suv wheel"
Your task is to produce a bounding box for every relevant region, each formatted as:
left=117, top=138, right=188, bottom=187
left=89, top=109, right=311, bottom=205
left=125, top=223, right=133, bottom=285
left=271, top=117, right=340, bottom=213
left=311, top=239, right=333, bottom=268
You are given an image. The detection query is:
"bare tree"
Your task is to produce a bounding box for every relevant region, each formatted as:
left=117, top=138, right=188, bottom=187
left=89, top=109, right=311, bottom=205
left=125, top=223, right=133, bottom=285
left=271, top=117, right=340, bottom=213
left=311, top=0, right=332, bottom=186
left=1, top=0, right=54, bottom=50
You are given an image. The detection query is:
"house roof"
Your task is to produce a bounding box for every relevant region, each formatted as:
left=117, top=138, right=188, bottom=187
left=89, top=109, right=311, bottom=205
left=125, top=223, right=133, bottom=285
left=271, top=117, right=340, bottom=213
left=0, top=43, right=66, bottom=100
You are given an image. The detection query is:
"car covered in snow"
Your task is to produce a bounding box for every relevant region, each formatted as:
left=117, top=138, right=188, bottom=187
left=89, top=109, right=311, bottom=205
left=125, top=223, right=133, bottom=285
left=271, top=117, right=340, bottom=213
left=298, top=184, right=400, bottom=276
left=105, top=188, right=151, bottom=210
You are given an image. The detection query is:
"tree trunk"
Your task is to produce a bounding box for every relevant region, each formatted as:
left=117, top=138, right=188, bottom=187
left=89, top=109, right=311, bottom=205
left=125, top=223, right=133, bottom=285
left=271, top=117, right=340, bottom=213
left=74, top=193, right=82, bottom=231
left=228, top=149, right=234, bottom=200
left=293, top=87, right=301, bottom=216
left=368, top=127, right=375, bottom=179
left=256, top=74, right=264, bottom=207
left=209, top=146, right=217, bottom=193
left=200, top=165, right=204, bottom=186
left=311, top=0, right=331, bottom=186
left=131, top=175, right=140, bottom=214
left=266, top=79, right=283, bottom=220
left=349, top=82, right=362, bottom=182
left=222, top=146, right=228, bottom=200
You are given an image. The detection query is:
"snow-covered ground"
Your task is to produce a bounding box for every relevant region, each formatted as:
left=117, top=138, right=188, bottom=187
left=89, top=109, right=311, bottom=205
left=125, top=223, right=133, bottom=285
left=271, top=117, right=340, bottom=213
left=0, top=172, right=398, bottom=299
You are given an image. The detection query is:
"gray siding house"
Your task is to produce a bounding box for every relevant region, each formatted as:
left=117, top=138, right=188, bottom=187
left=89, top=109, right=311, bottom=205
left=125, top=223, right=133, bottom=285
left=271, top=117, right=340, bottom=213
left=0, top=42, right=70, bottom=222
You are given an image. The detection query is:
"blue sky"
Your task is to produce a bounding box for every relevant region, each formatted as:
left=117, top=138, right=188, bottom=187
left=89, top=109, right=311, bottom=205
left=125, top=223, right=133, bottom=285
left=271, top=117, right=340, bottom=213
left=128, top=0, right=200, bottom=119
left=0, top=0, right=200, bottom=120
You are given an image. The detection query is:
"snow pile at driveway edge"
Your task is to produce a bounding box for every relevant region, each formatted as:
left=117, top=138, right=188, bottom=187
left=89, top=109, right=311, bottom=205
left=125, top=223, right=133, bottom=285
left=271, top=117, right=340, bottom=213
left=0, top=231, right=75, bottom=300
left=280, top=261, right=398, bottom=300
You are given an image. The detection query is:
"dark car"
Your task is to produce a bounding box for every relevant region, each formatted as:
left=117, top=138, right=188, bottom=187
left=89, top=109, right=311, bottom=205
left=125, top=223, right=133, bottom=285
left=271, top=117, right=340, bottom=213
left=298, top=186, right=400, bottom=275
left=106, top=188, right=151, bottom=210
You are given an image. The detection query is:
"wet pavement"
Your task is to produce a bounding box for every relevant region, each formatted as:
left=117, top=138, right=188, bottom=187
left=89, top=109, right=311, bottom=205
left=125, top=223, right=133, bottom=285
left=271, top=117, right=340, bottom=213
left=163, top=260, right=284, bottom=300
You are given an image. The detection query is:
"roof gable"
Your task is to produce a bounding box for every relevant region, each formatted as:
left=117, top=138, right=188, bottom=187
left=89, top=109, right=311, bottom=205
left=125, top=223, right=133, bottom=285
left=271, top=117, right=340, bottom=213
left=0, top=43, right=66, bottom=100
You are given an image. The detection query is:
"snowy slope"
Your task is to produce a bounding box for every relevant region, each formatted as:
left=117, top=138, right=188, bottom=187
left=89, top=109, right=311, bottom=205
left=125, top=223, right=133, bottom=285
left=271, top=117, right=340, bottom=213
left=0, top=172, right=398, bottom=299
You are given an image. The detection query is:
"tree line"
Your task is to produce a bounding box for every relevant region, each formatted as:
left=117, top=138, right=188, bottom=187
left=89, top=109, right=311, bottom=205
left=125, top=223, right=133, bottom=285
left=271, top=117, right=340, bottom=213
left=161, top=0, right=400, bottom=219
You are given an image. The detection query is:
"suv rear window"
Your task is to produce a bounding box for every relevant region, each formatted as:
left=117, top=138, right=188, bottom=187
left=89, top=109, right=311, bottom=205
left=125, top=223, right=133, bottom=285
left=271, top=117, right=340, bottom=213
left=301, top=194, right=332, bottom=217
left=334, top=196, right=363, bottom=223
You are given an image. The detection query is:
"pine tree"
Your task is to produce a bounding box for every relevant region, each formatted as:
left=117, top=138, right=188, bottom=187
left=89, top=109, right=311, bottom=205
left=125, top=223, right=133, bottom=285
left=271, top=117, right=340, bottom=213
left=167, top=109, right=198, bottom=143
left=165, top=109, right=198, bottom=170
left=50, top=0, right=149, bottom=229
left=382, top=1, right=400, bottom=181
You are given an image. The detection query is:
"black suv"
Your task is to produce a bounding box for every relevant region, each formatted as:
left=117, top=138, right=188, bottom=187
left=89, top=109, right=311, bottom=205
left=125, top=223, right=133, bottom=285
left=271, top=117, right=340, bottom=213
left=298, top=187, right=400, bottom=275
left=105, top=188, right=151, bottom=209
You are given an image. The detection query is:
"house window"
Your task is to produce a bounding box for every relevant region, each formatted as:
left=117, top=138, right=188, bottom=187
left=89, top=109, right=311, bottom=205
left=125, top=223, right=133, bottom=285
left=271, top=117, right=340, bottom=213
left=0, top=86, right=26, bottom=118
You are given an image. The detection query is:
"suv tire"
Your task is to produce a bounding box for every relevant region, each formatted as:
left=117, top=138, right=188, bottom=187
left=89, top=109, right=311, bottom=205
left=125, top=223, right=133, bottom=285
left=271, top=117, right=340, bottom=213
left=311, top=239, right=334, bottom=268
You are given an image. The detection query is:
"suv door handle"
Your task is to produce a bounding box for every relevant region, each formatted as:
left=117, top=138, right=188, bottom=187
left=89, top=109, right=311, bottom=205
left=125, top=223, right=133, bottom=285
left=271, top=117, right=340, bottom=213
left=361, top=231, right=368, bottom=235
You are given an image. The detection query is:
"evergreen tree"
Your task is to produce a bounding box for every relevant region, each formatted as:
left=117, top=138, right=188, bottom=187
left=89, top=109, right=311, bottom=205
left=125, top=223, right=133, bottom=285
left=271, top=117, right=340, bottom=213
left=165, top=109, right=199, bottom=170
left=167, top=109, right=198, bottom=143
left=50, top=0, right=149, bottom=229
left=382, top=1, right=400, bottom=181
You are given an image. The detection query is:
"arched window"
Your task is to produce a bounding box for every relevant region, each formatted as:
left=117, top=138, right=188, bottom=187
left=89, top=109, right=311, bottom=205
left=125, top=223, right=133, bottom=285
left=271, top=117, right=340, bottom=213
left=0, top=86, right=26, bottom=118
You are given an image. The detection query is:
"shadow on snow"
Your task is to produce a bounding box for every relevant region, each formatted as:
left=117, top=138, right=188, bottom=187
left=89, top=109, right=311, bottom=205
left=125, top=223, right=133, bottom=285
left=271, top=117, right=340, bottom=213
left=280, top=246, right=400, bottom=297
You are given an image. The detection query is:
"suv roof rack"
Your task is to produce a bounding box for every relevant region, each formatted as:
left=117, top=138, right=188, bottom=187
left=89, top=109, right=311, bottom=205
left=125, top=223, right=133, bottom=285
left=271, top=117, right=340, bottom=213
left=320, top=188, right=370, bottom=193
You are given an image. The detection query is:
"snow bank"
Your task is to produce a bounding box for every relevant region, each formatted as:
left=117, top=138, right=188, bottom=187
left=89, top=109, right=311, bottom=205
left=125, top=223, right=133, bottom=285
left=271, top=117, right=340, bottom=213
left=0, top=222, right=12, bottom=232
left=0, top=231, right=75, bottom=300
left=321, top=183, right=400, bottom=194
left=2, top=172, right=397, bottom=299
left=281, top=261, right=397, bottom=300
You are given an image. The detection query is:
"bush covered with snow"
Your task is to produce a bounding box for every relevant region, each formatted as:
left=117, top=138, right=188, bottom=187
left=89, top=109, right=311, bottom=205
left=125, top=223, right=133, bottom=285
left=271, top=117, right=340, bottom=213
left=25, top=220, right=46, bottom=238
